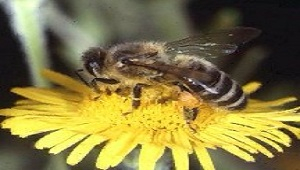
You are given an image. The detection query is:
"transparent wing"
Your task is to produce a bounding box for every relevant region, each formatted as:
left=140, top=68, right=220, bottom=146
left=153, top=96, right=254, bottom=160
left=165, top=27, right=261, bottom=58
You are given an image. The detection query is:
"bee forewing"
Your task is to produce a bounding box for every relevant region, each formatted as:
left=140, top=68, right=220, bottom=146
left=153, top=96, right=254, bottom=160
left=165, top=27, right=261, bottom=58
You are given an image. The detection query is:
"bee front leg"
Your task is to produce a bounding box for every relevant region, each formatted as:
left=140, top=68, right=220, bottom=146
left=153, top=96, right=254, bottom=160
left=75, top=69, right=101, bottom=93
left=75, top=69, right=119, bottom=94
left=75, top=69, right=89, bottom=86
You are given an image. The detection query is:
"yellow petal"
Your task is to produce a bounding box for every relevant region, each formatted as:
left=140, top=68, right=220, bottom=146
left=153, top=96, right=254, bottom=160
left=49, top=133, right=87, bottom=154
left=35, top=130, right=79, bottom=149
left=260, top=130, right=290, bottom=147
left=2, top=116, right=64, bottom=137
left=173, top=129, right=193, bottom=151
left=254, top=135, right=284, bottom=154
left=11, top=88, right=77, bottom=106
left=270, top=115, right=300, bottom=122
left=249, top=97, right=297, bottom=108
left=242, top=82, right=261, bottom=94
left=208, top=132, right=257, bottom=154
left=172, top=146, right=189, bottom=170
left=284, top=125, right=300, bottom=139
left=194, top=146, right=215, bottom=170
left=96, top=131, right=140, bottom=169
left=139, top=144, right=165, bottom=170
left=0, top=108, right=74, bottom=117
left=42, top=69, right=91, bottom=94
left=67, top=122, right=111, bottom=134
left=224, top=132, right=272, bottom=157
left=222, top=145, right=255, bottom=162
left=67, top=134, right=108, bottom=165
left=219, top=129, right=265, bottom=152
left=13, top=105, right=76, bottom=112
left=14, top=99, right=41, bottom=105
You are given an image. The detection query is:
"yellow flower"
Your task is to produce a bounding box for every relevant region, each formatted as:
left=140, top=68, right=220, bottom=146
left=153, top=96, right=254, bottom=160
left=1, top=69, right=300, bottom=170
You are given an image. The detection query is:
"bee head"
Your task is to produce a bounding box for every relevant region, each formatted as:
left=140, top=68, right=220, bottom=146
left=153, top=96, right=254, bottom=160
left=82, top=47, right=107, bottom=76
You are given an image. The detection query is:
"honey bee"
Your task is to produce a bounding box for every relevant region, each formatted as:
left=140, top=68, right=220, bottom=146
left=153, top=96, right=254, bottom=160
left=77, top=27, right=261, bottom=120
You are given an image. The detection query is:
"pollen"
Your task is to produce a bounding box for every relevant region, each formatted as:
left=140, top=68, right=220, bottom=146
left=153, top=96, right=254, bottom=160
left=78, top=91, right=187, bottom=131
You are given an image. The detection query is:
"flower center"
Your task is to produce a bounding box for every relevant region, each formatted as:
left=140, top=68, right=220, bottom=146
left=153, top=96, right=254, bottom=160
left=77, top=85, right=218, bottom=131
left=79, top=95, right=188, bottom=131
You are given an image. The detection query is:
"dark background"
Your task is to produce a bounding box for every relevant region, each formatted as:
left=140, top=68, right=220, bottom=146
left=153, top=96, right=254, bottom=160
left=0, top=0, right=299, bottom=170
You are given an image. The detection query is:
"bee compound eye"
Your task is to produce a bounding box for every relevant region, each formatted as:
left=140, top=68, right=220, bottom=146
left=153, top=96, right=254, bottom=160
left=89, top=62, right=99, bottom=69
left=83, top=61, right=100, bottom=76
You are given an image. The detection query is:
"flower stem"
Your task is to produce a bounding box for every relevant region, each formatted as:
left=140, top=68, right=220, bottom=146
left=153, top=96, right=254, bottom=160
left=4, top=0, right=49, bottom=86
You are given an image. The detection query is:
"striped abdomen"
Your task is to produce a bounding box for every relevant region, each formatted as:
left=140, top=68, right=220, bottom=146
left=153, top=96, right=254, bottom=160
left=123, top=59, right=247, bottom=110
left=180, top=68, right=247, bottom=110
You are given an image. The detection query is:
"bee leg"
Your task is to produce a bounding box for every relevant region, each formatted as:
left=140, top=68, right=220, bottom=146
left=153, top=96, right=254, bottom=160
left=172, top=82, right=191, bottom=92
left=75, top=69, right=119, bottom=94
left=89, top=77, right=120, bottom=95
left=132, top=83, right=146, bottom=109
left=183, top=107, right=199, bottom=132
left=183, top=107, right=199, bottom=122
left=122, top=83, right=146, bottom=116
left=90, top=78, right=101, bottom=93
left=75, top=69, right=90, bottom=86
left=94, top=77, right=120, bottom=84
left=75, top=69, right=100, bottom=93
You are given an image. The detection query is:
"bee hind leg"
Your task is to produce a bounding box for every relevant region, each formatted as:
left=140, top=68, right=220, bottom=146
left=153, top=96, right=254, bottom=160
left=183, top=107, right=199, bottom=132
left=183, top=107, right=199, bottom=122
